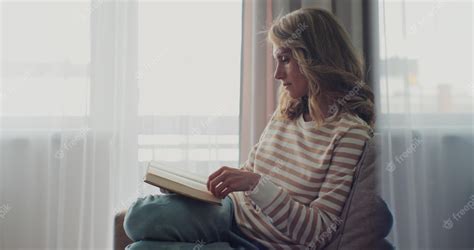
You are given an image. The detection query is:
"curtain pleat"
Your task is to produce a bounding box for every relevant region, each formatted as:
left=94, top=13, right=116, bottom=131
left=0, top=1, right=139, bottom=249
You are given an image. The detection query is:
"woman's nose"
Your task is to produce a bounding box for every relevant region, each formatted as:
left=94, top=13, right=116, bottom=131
left=274, top=65, right=285, bottom=80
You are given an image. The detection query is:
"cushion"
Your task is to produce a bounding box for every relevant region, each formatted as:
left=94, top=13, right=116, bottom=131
left=322, top=134, right=394, bottom=250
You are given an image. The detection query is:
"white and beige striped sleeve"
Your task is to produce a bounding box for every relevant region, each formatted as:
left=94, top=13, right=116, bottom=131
left=247, top=125, right=371, bottom=247
left=238, top=110, right=279, bottom=172
left=239, top=142, right=259, bottom=172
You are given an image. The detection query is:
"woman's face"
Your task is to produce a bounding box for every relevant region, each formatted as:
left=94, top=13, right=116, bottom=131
left=273, top=47, right=309, bottom=99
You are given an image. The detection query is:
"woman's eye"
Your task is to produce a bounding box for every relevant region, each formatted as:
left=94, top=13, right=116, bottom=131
left=280, top=56, right=289, bottom=63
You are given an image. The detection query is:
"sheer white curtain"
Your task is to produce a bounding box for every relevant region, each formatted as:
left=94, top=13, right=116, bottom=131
left=377, top=0, right=474, bottom=249
left=0, top=1, right=139, bottom=249
left=136, top=1, right=242, bottom=177
left=0, top=0, right=244, bottom=249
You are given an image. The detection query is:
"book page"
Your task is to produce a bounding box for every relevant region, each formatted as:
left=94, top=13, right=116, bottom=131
left=147, top=164, right=208, bottom=192
left=149, top=161, right=208, bottom=185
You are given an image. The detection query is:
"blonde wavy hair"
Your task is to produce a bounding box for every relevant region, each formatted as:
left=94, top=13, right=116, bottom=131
left=268, top=8, right=375, bottom=128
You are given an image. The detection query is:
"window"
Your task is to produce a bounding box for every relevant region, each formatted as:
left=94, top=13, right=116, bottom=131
left=1, top=2, right=90, bottom=117
left=378, top=0, right=472, bottom=115
left=137, top=0, right=243, bottom=175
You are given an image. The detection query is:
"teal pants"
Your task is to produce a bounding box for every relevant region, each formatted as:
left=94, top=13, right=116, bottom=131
left=123, top=194, right=265, bottom=250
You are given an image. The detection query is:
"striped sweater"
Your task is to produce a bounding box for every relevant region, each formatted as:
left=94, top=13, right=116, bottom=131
left=229, top=111, right=373, bottom=249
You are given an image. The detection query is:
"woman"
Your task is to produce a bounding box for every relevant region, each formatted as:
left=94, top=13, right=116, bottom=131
left=124, top=8, right=374, bottom=250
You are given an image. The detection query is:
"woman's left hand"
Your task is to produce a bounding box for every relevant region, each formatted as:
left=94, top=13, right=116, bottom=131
left=207, top=166, right=261, bottom=199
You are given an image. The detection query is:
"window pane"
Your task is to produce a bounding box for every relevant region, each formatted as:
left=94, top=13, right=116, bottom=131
left=137, top=1, right=242, bottom=174
left=138, top=1, right=242, bottom=116
left=1, top=2, right=90, bottom=116
left=378, top=0, right=472, bottom=114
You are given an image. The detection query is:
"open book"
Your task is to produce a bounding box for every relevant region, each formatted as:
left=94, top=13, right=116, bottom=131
left=144, top=161, right=223, bottom=206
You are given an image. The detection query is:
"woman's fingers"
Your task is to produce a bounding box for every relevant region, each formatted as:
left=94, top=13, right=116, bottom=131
left=207, top=166, right=228, bottom=190
left=214, top=182, right=226, bottom=196
left=208, top=173, right=228, bottom=196
left=214, top=177, right=237, bottom=198
left=208, top=167, right=259, bottom=198
left=220, top=187, right=233, bottom=198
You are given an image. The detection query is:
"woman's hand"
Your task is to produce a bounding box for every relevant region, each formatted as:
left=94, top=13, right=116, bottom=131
left=207, top=166, right=261, bottom=199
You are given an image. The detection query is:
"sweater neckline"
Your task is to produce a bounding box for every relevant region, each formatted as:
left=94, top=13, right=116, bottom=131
left=297, top=114, right=317, bottom=129
left=297, top=112, right=342, bottom=130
